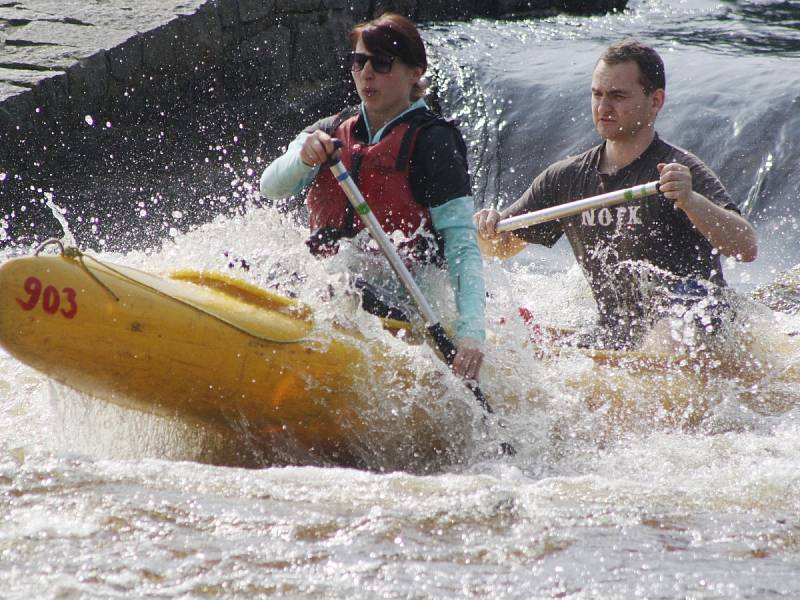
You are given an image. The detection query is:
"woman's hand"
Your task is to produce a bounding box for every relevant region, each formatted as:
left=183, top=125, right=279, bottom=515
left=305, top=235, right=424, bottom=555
left=451, top=336, right=484, bottom=381
left=299, top=130, right=340, bottom=167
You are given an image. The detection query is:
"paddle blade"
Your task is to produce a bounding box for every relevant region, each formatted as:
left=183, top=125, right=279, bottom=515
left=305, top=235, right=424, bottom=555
left=427, top=323, right=494, bottom=414
left=427, top=321, right=516, bottom=456
left=428, top=322, right=457, bottom=364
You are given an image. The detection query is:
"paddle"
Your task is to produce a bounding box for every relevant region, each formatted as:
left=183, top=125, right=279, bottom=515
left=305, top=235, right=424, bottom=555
left=326, top=142, right=509, bottom=443
left=491, top=181, right=660, bottom=352
left=495, top=181, right=660, bottom=233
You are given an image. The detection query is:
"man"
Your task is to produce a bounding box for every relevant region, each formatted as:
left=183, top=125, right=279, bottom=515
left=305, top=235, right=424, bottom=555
left=474, top=40, right=757, bottom=351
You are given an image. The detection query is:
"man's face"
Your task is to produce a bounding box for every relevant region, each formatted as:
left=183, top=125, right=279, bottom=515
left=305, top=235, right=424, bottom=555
left=591, top=59, right=662, bottom=141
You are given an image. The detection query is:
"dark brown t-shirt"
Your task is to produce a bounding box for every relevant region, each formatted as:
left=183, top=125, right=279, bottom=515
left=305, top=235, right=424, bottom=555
left=507, top=135, right=738, bottom=329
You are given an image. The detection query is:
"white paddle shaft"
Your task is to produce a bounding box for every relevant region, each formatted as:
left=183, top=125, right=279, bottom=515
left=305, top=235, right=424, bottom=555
left=328, top=159, right=439, bottom=326
left=496, top=181, right=660, bottom=233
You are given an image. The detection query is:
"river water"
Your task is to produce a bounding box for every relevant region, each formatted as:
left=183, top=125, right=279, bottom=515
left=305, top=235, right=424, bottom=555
left=2, top=1, right=800, bottom=598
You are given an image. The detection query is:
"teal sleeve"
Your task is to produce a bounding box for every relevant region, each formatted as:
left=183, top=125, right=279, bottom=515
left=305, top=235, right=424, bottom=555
left=430, top=196, right=486, bottom=343
left=259, top=132, right=319, bottom=200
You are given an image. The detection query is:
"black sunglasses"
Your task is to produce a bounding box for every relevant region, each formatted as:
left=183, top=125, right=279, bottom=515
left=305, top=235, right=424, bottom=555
left=349, top=52, right=395, bottom=74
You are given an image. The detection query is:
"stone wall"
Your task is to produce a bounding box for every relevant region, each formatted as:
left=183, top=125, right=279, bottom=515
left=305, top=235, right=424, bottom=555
left=0, top=0, right=625, bottom=175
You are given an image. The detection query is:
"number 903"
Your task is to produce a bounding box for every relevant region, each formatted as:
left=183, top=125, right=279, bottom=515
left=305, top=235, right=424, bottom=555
left=16, top=276, right=78, bottom=319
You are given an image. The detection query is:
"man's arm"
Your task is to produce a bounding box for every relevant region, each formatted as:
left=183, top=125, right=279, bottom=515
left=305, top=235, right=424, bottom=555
left=658, top=162, right=758, bottom=262
left=474, top=170, right=564, bottom=259
left=474, top=216, right=528, bottom=259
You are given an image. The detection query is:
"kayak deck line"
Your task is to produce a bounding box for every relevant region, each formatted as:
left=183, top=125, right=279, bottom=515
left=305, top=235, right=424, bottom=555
left=169, top=270, right=314, bottom=321
left=89, top=255, right=316, bottom=344
left=32, top=240, right=316, bottom=344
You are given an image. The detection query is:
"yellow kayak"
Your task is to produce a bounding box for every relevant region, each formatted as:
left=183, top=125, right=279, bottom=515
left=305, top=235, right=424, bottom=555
left=0, top=249, right=474, bottom=470
left=3, top=248, right=797, bottom=466
left=522, top=321, right=800, bottom=434
left=496, top=304, right=800, bottom=437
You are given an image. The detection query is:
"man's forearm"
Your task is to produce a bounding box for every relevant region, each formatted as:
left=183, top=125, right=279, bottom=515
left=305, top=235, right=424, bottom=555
left=499, top=194, right=534, bottom=220
left=680, top=192, right=758, bottom=261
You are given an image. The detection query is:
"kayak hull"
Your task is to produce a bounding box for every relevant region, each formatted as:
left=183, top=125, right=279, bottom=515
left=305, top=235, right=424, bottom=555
left=0, top=254, right=472, bottom=470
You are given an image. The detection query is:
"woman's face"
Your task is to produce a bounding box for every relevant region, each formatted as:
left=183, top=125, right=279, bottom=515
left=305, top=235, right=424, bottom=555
left=352, top=37, right=423, bottom=122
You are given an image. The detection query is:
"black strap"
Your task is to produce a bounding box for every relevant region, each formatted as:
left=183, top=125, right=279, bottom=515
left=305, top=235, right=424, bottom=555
left=321, top=105, right=360, bottom=136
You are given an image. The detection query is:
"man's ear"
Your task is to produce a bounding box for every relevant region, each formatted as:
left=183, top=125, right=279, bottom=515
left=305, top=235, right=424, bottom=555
left=651, top=88, right=666, bottom=113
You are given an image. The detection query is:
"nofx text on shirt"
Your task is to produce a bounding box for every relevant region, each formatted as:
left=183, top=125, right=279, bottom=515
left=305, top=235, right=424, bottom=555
left=581, top=205, right=642, bottom=227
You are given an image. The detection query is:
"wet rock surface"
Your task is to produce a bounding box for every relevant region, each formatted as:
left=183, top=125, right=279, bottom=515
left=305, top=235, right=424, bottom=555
left=0, top=0, right=626, bottom=248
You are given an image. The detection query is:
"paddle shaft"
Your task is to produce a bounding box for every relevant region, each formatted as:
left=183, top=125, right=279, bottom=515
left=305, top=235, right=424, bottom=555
left=495, top=181, right=660, bottom=233
left=328, top=162, right=439, bottom=326
left=327, top=149, right=494, bottom=415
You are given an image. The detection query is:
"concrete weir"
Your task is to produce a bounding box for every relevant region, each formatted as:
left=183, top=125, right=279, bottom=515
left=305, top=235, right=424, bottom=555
left=0, top=0, right=627, bottom=171
left=0, top=0, right=625, bottom=246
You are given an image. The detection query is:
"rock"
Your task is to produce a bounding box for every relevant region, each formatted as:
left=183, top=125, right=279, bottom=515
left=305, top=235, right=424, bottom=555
left=0, top=0, right=627, bottom=248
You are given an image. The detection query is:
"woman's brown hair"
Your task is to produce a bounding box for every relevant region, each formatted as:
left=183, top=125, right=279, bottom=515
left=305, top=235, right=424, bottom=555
left=349, top=12, right=427, bottom=71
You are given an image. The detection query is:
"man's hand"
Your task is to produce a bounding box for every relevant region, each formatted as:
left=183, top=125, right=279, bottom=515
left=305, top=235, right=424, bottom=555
left=474, top=207, right=503, bottom=238
left=473, top=208, right=527, bottom=259
left=657, top=162, right=758, bottom=261
left=657, top=162, right=694, bottom=210
left=451, top=336, right=484, bottom=381
left=299, top=130, right=340, bottom=167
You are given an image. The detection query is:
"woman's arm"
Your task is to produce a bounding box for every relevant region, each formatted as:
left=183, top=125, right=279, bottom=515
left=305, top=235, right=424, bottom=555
left=431, top=196, right=486, bottom=344
left=259, top=132, right=320, bottom=200
left=413, top=120, right=486, bottom=379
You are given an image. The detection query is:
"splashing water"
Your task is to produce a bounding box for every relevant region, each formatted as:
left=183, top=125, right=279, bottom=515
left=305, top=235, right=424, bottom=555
left=2, top=1, right=800, bottom=597
left=45, top=194, right=78, bottom=249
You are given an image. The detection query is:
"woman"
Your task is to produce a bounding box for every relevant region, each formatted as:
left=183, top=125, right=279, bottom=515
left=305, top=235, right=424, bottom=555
left=260, top=13, right=485, bottom=381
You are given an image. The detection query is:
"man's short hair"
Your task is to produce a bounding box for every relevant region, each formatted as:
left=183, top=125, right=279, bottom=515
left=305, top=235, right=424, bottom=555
left=599, top=40, right=665, bottom=94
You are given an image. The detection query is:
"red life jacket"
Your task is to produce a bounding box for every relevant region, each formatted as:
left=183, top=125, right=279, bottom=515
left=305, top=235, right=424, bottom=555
left=305, top=109, right=444, bottom=264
